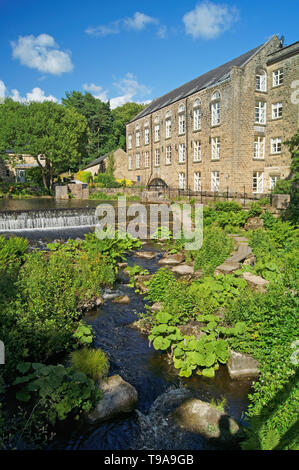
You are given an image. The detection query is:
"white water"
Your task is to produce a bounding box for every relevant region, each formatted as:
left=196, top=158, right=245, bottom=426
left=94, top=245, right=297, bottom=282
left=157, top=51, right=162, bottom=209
left=0, top=209, right=97, bottom=231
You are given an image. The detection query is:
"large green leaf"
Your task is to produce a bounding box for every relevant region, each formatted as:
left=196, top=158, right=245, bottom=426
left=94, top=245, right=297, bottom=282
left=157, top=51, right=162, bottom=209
left=156, top=311, right=172, bottom=324
left=202, top=367, right=215, bottom=378
left=153, top=336, right=171, bottom=351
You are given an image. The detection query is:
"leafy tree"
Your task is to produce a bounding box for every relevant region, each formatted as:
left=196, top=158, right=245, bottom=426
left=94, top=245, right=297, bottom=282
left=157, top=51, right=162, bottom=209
left=284, top=130, right=299, bottom=222
left=0, top=99, right=89, bottom=190
left=62, top=91, right=115, bottom=164
left=112, top=102, right=145, bottom=149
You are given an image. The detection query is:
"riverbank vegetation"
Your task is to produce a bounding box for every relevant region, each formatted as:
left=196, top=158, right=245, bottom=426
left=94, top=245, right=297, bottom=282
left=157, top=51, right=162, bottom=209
left=0, top=231, right=141, bottom=449
left=137, top=203, right=298, bottom=450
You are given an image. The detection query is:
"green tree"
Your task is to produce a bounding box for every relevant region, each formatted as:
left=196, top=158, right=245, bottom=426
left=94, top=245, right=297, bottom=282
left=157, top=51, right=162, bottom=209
left=284, top=130, right=299, bottom=222
left=0, top=99, right=89, bottom=190
left=112, top=102, right=145, bottom=149
left=62, top=91, right=115, bottom=164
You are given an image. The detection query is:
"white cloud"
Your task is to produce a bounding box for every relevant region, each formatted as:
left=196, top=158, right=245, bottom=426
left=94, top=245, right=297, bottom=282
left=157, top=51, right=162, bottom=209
left=10, top=87, right=58, bottom=103
left=85, top=21, right=121, bottom=37
left=86, top=12, right=165, bottom=38
left=109, top=72, right=152, bottom=109
left=124, top=12, right=157, bottom=31
left=183, top=1, right=239, bottom=39
left=11, top=34, right=73, bottom=75
left=0, top=80, right=6, bottom=101
left=83, top=73, right=152, bottom=109
left=83, top=83, right=108, bottom=101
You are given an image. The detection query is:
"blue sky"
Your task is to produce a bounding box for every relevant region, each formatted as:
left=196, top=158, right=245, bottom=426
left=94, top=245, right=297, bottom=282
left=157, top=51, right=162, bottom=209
left=0, top=0, right=298, bottom=108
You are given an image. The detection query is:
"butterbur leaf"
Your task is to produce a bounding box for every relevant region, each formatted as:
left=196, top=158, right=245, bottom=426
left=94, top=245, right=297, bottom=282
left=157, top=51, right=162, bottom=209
left=153, top=336, right=171, bottom=351
left=156, top=311, right=172, bottom=324
left=16, top=388, right=31, bottom=402
left=205, top=352, right=216, bottom=367
left=202, top=367, right=215, bottom=378
left=16, top=362, right=31, bottom=374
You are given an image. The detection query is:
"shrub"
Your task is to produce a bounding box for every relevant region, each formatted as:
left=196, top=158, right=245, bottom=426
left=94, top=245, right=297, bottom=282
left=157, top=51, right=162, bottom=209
left=70, top=348, right=109, bottom=381
left=75, top=170, right=92, bottom=183
left=93, top=173, right=121, bottom=188
left=273, top=179, right=291, bottom=194
left=193, top=226, right=234, bottom=275
left=146, top=268, right=177, bottom=303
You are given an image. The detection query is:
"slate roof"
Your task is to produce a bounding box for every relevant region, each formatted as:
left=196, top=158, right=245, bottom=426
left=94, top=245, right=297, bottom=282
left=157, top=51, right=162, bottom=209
left=83, top=153, right=109, bottom=170
left=129, top=40, right=271, bottom=123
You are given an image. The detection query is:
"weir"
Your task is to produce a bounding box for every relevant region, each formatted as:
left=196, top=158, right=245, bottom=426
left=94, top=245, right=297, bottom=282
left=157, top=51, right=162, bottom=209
left=0, top=208, right=97, bottom=231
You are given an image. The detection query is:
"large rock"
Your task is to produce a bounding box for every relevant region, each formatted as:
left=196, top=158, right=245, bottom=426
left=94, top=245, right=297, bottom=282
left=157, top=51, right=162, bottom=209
left=171, top=264, right=194, bottom=275
left=227, top=350, right=259, bottom=380
left=244, top=217, right=264, bottom=231
left=178, top=321, right=205, bottom=340
left=242, top=272, right=269, bottom=292
left=135, top=274, right=152, bottom=293
left=174, top=399, right=240, bottom=441
left=158, top=253, right=185, bottom=266
left=112, top=295, right=130, bottom=304
left=135, top=251, right=156, bottom=260
left=88, top=375, right=138, bottom=423
left=214, top=262, right=240, bottom=275
left=129, top=319, right=152, bottom=336
left=151, top=302, right=163, bottom=312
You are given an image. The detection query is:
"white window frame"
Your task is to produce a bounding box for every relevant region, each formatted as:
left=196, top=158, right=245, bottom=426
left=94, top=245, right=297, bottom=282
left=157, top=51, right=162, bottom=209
left=252, top=172, right=264, bottom=193
left=144, top=151, right=149, bottom=168
left=144, top=128, right=149, bottom=145
left=178, top=114, right=186, bottom=134
left=179, top=143, right=186, bottom=163
left=271, top=138, right=282, bottom=154
left=254, top=136, right=265, bottom=159
left=211, top=101, right=221, bottom=126
left=179, top=172, right=186, bottom=190
left=154, top=148, right=160, bottom=166
left=128, top=134, right=132, bottom=150
left=193, top=141, right=201, bottom=162
left=154, top=124, right=160, bottom=142
left=194, top=172, right=201, bottom=192
left=136, top=153, right=140, bottom=169
left=270, top=175, right=280, bottom=190
left=211, top=171, right=220, bottom=192
left=256, top=71, right=267, bottom=92
left=193, top=108, right=201, bottom=131
left=165, top=119, right=171, bottom=138
left=273, top=68, right=283, bottom=87
left=255, top=101, right=266, bottom=124
left=166, top=145, right=171, bottom=165
left=211, top=137, right=220, bottom=160
left=272, top=102, right=283, bottom=119
left=128, top=155, right=132, bottom=170
left=136, top=131, right=140, bottom=147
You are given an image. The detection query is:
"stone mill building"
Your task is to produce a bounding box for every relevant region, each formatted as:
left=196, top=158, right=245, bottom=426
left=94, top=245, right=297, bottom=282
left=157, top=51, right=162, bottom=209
left=124, top=35, right=299, bottom=194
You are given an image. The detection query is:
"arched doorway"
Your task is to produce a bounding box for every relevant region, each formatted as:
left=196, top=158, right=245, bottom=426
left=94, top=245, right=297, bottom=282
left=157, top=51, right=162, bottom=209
left=148, top=178, right=168, bottom=189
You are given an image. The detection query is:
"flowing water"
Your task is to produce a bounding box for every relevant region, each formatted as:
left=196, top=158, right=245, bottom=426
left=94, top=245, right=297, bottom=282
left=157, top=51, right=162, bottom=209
left=0, top=203, right=253, bottom=450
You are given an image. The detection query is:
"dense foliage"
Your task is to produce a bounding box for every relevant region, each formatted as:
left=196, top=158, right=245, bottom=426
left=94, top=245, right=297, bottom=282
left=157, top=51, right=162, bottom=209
left=0, top=99, right=89, bottom=190
left=0, top=230, right=141, bottom=448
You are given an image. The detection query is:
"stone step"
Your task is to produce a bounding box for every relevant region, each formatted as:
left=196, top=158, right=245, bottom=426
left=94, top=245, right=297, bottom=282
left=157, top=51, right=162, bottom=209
left=242, top=272, right=269, bottom=292
left=214, top=262, right=241, bottom=275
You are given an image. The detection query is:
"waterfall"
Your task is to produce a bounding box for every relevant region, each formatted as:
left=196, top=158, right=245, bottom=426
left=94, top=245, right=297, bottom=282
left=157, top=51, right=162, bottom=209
left=0, top=208, right=97, bottom=231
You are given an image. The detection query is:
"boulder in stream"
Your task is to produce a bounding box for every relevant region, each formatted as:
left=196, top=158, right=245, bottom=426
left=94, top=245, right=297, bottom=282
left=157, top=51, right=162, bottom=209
left=158, top=253, right=185, bottom=266
left=173, top=398, right=241, bottom=442
left=88, top=375, right=138, bottom=423
left=135, top=251, right=156, bottom=260
left=112, top=295, right=130, bottom=304
left=227, top=350, right=259, bottom=380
